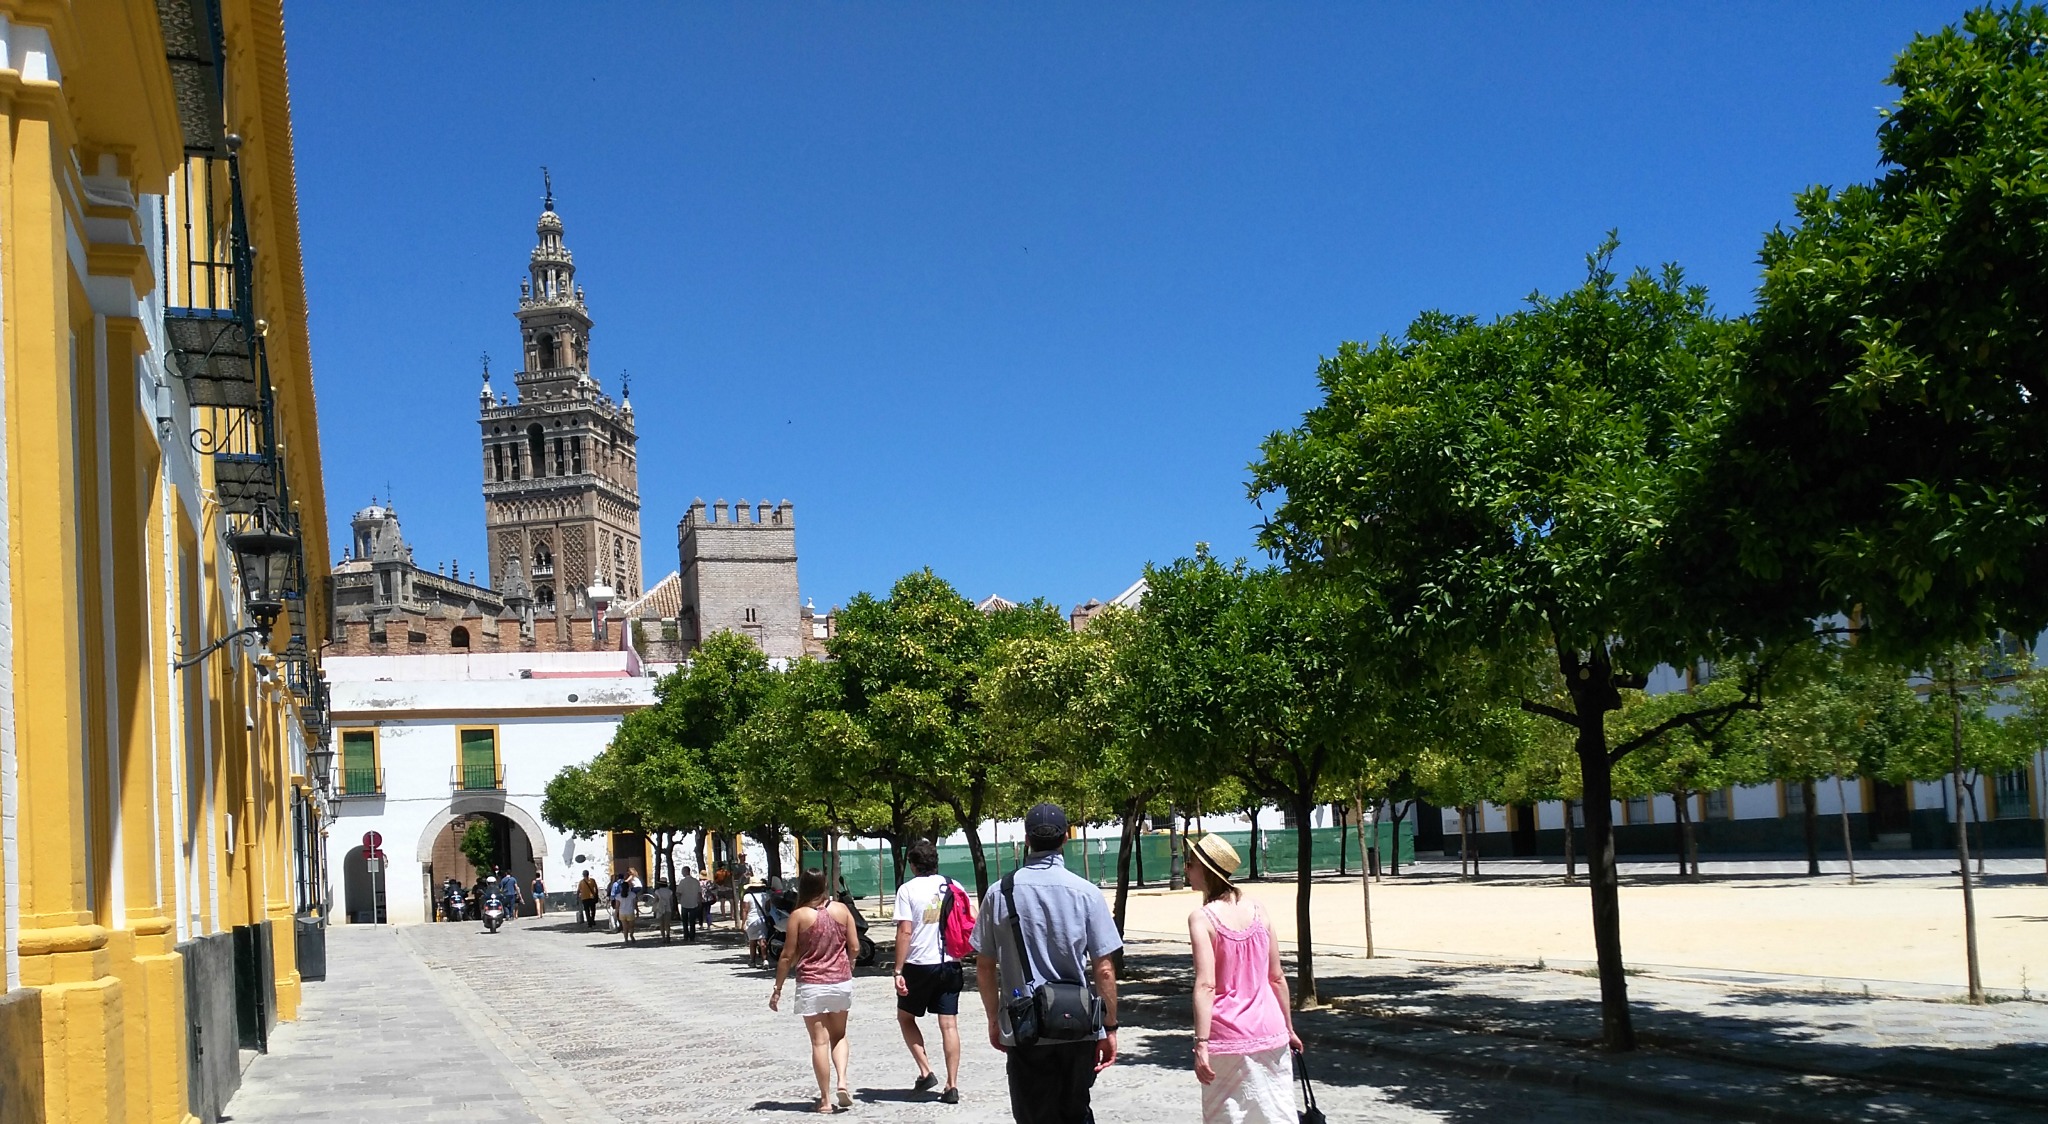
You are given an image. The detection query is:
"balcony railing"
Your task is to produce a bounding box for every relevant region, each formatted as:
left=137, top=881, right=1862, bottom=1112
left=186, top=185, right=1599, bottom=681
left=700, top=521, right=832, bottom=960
left=338, top=767, right=384, bottom=798
left=453, top=763, right=505, bottom=791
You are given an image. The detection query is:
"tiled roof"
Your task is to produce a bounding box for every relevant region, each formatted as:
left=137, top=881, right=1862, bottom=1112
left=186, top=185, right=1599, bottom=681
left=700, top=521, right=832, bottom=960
left=618, top=570, right=681, bottom=619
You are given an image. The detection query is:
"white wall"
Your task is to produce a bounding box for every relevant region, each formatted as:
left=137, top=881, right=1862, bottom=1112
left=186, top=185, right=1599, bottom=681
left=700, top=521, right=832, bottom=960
left=323, top=668, right=655, bottom=925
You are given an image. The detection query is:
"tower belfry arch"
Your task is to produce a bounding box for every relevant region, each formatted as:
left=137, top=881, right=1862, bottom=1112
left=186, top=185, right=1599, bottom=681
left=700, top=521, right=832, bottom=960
left=478, top=182, right=644, bottom=603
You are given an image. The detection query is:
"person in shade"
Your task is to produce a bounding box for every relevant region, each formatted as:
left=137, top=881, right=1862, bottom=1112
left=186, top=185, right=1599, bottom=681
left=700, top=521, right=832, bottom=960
left=770, top=868, right=862, bottom=1114
left=1186, top=833, right=1301, bottom=1123
left=676, top=866, right=705, bottom=942
left=972, top=803, right=1122, bottom=1124
left=892, top=839, right=972, bottom=1104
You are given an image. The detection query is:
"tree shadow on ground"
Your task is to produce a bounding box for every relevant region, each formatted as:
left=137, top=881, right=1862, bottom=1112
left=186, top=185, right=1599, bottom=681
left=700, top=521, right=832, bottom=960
left=1113, top=943, right=2048, bottom=1121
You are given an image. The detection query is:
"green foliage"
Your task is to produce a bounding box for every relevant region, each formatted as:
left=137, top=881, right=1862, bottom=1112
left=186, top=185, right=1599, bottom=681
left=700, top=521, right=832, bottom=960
left=458, top=819, right=496, bottom=875
left=1712, top=6, right=2048, bottom=659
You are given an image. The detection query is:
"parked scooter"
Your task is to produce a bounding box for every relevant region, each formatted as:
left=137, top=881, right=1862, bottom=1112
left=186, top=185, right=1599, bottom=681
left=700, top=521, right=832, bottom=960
left=837, top=888, right=878, bottom=968
left=481, top=889, right=507, bottom=934
left=441, top=879, right=468, bottom=922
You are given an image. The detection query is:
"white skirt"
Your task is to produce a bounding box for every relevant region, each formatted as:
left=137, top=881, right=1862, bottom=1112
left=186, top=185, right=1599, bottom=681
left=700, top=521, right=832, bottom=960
left=1202, top=1046, right=1295, bottom=1124
left=794, top=979, right=854, bottom=1017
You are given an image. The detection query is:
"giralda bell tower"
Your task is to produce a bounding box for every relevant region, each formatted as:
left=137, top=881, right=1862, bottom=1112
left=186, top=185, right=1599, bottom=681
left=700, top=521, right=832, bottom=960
left=478, top=175, right=643, bottom=608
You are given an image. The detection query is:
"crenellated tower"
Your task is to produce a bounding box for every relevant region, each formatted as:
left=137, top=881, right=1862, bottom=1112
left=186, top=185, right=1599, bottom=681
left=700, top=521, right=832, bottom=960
left=479, top=179, right=643, bottom=607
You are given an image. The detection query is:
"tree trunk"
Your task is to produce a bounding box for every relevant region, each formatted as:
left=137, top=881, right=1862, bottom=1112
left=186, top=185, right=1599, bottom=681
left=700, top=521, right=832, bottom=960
left=764, top=826, right=784, bottom=882
left=1833, top=775, right=1857, bottom=885
left=1113, top=798, right=1143, bottom=936
left=1562, top=799, right=1577, bottom=885
left=1136, top=816, right=1147, bottom=887
left=1168, top=810, right=1185, bottom=891
left=1337, top=802, right=1349, bottom=877
left=1250, top=807, right=1262, bottom=880
left=963, top=824, right=990, bottom=899
left=1389, top=801, right=1409, bottom=876
left=1578, top=723, right=1635, bottom=1050
left=1293, top=793, right=1318, bottom=1005
left=2039, top=749, right=2048, bottom=887
left=1356, top=784, right=1373, bottom=958
left=1802, top=779, right=1821, bottom=877
left=1963, top=777, right=1985, bottom=878
left=1950, top=682, right=1985, bottom=1004
left=1457, top=807, right=1471, bottom=879
left=1670, top=791, right=1688, bottom=877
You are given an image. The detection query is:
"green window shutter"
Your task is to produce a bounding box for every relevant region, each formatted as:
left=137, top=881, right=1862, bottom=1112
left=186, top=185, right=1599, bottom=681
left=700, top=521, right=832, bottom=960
left=459, top=729, right=497, bottom=789
left=340, top=731, right=377, bottom=794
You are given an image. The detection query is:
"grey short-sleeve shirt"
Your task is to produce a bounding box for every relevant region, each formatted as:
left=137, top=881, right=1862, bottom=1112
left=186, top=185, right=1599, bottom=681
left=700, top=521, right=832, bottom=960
left=970, top=851, right=1123, bottom=1046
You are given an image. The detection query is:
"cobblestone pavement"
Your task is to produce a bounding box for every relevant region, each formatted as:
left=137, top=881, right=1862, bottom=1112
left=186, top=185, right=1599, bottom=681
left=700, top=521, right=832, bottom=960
left=232, top=914, right=2048, bottom=1122
left=226, top=925, right=548, bottom=1123
left=385, top=916, right=1701, bottom=1122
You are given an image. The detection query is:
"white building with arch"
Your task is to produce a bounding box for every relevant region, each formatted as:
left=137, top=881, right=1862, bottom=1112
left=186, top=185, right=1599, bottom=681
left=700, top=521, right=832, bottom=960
left=321, top=649, right=658, bottom=925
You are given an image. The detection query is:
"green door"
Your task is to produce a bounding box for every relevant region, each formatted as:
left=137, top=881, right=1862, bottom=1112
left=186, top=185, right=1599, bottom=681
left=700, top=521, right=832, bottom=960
left=459, top=729, right=498, bottom=789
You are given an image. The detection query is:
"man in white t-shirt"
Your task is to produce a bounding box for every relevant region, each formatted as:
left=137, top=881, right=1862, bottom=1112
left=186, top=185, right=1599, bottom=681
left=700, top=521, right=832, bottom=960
left=675, top=867, right=705, bottom=942
left=892, top=839, right=971, bottom=1104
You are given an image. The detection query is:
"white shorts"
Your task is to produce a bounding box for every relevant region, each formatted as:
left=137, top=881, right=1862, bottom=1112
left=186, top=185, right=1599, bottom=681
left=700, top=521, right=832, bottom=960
left=1202, top=1046, right=1296, bottom=1124
left=745, top=917, right=766, bottom=941
left=794, top=980, right=853, bottom=1017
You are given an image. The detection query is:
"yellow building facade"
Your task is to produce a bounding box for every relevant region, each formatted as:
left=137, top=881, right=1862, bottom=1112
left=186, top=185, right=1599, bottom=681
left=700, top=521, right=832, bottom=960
left=0, top=2, right=332, bottom=1123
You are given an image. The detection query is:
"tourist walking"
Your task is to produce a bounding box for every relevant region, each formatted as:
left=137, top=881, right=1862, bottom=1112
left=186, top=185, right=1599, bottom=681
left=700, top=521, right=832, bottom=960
left=654, top=878, right=677, bottom=943
left=498, top=867, right=523, bottom=922
left=769, top=869, right=861, bottom=1114
left=677, top=866, right=705, bottom=942
left=1184, top=834, right=1300, bottom=1123
left=973, top=803, right=1122, bottom=1124
left=744, top=882, right=774, bottom=968
left=578, top=869, right=600, bottom=928
left=531, top=870, right=547, bottom=918
left=892, top=839, right=970, bottom=1104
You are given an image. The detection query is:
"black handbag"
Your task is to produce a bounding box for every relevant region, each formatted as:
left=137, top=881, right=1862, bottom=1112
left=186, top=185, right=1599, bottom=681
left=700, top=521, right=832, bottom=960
left=1294, top=1047, right=1326, bottom=1124
left=1001, top=872, right=1101, bottom=1045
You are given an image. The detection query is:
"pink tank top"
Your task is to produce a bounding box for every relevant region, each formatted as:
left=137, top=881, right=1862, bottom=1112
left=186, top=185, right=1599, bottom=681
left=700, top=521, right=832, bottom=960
left=1203, top=902, right=1289, bottom=1054
left=795, top=905, right=852, bottom=984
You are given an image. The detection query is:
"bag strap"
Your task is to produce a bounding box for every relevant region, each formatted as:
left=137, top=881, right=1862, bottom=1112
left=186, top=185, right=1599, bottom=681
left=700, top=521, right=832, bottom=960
left=1000, top=872, right=1045, bottom=987
left=1294, top=1048, right=1319, bottom=1111
left=935, top=878, right=956, bottom=961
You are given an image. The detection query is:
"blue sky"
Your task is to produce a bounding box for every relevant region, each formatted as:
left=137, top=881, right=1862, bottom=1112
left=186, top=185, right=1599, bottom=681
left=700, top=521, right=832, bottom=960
left=291, top=2, right=1963, bottom=611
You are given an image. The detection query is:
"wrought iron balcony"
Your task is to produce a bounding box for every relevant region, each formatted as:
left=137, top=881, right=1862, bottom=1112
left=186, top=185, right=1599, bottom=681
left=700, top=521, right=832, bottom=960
left=338, top=767, right=384, bottom=798
left=452, top=763, right=505, bottom=791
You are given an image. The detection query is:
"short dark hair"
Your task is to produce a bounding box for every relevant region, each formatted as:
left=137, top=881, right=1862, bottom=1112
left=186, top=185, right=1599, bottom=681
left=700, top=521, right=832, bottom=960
left=907, top=839, right=939, bottom=876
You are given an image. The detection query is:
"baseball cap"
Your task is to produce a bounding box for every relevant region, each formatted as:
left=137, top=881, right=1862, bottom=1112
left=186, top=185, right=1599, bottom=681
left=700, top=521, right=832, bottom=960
left=1024, top=803, right=1069, bottom=848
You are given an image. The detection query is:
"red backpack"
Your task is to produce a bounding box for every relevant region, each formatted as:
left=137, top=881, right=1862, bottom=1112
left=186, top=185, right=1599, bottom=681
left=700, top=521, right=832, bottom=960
left=936, top=878, right=976, bottom=959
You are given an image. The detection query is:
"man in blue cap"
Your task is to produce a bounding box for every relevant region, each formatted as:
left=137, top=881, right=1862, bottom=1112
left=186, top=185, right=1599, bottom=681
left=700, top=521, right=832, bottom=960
left=972, top=802, right=1122, bottom=1123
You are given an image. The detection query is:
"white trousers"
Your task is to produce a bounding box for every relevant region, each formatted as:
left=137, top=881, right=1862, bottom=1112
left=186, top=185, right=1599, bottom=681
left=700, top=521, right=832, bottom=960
left=1202, top=1045, right=1296, bottom=1124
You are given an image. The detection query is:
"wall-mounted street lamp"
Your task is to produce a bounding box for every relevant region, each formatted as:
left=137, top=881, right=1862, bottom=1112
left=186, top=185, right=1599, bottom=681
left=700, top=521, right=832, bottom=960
left=175, top=514, right=301, bottom=670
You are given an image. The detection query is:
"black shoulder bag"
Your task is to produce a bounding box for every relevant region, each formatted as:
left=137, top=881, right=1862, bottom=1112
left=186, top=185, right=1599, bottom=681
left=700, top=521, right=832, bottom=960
left=1294, top=1047, right=1326, bottom=1124
left=1000, top=871, right=1100, bottom=1045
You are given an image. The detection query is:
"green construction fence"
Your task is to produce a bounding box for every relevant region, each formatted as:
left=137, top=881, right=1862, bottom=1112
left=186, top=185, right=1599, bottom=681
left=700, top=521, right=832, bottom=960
left=815, top=821, right=1415, bottom=901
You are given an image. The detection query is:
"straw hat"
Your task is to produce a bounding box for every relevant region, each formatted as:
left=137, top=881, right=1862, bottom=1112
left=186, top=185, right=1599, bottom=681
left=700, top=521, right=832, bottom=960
left=1189, top=833, right=1241, bottom=884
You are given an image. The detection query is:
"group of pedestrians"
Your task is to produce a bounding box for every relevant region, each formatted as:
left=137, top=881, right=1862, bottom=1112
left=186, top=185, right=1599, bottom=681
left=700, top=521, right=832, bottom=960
left=762, top=801, right=1305, bottom=1123
left=566, top=865, right=713, bottom=944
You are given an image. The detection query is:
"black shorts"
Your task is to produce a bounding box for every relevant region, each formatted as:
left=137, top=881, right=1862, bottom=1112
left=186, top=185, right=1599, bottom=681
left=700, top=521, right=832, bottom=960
left=898, top=961, right=963, bottom=1018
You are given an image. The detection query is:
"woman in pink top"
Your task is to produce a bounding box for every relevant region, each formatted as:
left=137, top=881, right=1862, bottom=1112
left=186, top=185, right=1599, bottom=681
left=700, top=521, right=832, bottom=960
left=1187, top=833, right=1301, bottom=1123
left=770, top=869, right=861, bottom=1113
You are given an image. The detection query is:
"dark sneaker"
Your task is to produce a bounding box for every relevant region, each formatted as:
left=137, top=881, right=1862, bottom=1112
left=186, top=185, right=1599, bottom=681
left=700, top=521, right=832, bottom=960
left=939, top=1088, right=959, bottom=1105
left=913, top=1073, right=938, bottom=1093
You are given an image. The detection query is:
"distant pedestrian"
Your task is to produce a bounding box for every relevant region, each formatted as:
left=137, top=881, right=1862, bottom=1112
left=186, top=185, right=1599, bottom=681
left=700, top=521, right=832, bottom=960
left=619, top=871, right=644, bottom=944
left=892, top=839, right=971, bottom=1104
left=498, top=867, right=522, bottom=920
left=677, top=867, right=705, bottom=942
left=1184, top=834, right=1300, bottom=1123
left=972, top=803, right=1121, bottom=1124
left=654, top=878, right=677, bottom=943
left=770, top=868, right=860, bottom=1114
left=744, top=882, right=773, bottom=968
left=607, top=873, right=625, bottom=932
left=531, top=871, right=547, bottom=918
left=578, top=870, right=600, bottom=928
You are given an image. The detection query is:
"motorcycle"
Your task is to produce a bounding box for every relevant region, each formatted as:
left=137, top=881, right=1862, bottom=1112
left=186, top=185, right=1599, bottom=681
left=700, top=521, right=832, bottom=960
left=481, top=889, right=507, bottom=934
left=441, top=881, right=468, bottom=923
left=837, top=889, right=878, bottom=968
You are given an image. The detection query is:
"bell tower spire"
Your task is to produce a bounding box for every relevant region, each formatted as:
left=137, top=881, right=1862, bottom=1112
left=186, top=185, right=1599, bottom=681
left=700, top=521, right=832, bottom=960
left=479, top=180, right=643, bottom=607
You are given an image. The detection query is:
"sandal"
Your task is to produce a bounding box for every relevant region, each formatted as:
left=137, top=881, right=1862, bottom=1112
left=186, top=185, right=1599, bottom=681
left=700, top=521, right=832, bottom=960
left=837, top=1089, right=853, bottom=1109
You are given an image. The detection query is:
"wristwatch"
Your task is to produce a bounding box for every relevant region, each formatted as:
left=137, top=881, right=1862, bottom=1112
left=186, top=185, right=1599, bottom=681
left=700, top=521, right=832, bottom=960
left=1102, top=1024, right=1119, bottom=1032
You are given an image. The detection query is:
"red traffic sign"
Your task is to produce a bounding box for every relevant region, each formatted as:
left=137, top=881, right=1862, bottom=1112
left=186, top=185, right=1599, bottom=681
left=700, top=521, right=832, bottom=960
left=370, top=848, right=386, bottom=862
left=361, top=830, right=383, bottom=850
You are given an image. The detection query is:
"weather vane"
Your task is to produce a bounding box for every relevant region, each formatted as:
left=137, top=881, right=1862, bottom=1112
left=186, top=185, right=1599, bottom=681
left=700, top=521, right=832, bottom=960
left=480, top=350, right=491, bottom=379
left=620, top=369, right=631, bottom=399
left=542, top=165, right=554, bottom=211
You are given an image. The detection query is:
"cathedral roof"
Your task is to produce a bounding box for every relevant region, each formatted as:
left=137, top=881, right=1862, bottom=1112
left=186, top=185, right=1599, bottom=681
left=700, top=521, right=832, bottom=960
left=615, top=571, right=681, bottom=620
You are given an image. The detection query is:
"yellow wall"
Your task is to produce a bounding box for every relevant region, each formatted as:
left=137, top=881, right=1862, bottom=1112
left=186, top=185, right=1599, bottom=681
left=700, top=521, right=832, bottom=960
left=0, top=3, right=331, bottom=1122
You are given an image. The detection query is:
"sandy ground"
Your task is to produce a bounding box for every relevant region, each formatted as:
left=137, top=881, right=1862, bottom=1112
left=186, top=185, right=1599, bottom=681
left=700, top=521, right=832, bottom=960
left=1114, top=863, right=2048, bottom=993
